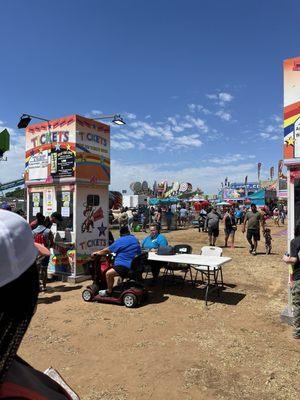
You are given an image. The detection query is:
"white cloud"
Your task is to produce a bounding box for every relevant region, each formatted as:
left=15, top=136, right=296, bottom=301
left=259, top=132, right=281, bottom=141
left=145, top=115, right=151, bottom=119
left=174, top=134, right=202, bottom=148
left=112, top=133, right=129, bottom=140
left=219, top=92, right=234, bottom=102
left=0, top=133, right=25, bottom=183
left=209, top=153, right=255, bottom=164
left=259, top=132, right=270, bottom=138
left=91, top=110, right=103, bottom=116
left=188, top=103, right=211, bottom=115
left=206, top=94, right=218, bottom=100
left=123, top=112, right=136, bottom=120
left=265, top=125, right=276, bottom=133
left=215, top=110, right=232, bottom=121
left=272, top=114, right=281, bottom=123
left=188, top=103, right=196, bottom=112
left=184, top=115, right=209, bottom=132
left=111, top=140, right=135, bottom=150
left=270, top=135, right=281, bottom=140
left=206, top=91, right=234, bottom=107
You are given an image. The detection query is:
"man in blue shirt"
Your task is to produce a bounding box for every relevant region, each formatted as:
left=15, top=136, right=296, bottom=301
left=141, top=224, right=168, bottom=284
left=92, top=226, right=141, bottom=296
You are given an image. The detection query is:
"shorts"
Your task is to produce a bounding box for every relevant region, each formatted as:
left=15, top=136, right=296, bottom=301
left=208, top=227, right=219, bottom=237
left=113, top=265, right=130, bottom=278
left=224, top=228, right=235, bottom=236
left=247, top=229, right=260, bottom=241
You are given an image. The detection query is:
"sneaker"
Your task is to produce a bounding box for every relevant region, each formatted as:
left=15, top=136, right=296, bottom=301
left=252, top=251, right=257, bottom=256
left=98, top=290, right=111, bottom=297
left=293, top=334, right=300, bottom=340
left=249, top=245, right=254, bottom=254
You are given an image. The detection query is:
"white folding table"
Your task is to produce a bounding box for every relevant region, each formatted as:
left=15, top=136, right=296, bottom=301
left=148, top=252, right=232, bottom=305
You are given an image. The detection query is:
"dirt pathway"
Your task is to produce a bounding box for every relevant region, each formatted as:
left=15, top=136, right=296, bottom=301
left=20, top=222, right=300, bottom=399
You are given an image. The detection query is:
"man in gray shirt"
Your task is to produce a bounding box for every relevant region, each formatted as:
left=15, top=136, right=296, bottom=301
left=205, top=207, right=222, bottom=246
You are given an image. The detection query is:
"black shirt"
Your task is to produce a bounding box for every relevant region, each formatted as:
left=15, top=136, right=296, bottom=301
left=290, top=236, right=300, bottom=280
left=225, top=215, right=236, bottom=230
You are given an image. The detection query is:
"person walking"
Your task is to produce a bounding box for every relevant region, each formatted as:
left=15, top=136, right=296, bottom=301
left=179, top=206, right=188, bottom=227
left=242, top=203, right=265, bottom=255
left=32, top=213, right=54, bottom=291
left=205, top=207, right=222, bottom=246
left=165, top=207, right=173, bottom=231
left=283, top=221, right=300, bottom=339
left=224, top=208, right=237, bottom=248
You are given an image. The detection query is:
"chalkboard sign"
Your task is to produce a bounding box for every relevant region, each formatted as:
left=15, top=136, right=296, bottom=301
left=51, top=149, right=74, bottom=178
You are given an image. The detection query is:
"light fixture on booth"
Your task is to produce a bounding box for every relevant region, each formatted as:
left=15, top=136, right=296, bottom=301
left=17, top=115, right=32, bottom=129
left=93, top=114, right=126, bottom=125
left=112, top=114, right=126, bottom=125
left=17, top=114, right=50, bottom=129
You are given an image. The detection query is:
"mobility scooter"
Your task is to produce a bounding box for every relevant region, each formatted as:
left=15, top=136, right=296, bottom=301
left=82, top=253, right=148, bottom=308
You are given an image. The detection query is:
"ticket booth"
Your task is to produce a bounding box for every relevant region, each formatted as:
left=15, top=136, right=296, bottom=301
left=282, top=57, right=300, bottom=322
left=25, top=115, right=110, bottom=281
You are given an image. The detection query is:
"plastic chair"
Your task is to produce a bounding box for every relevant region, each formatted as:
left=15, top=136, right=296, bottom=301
left=193, top=246, right=224, bottom=305
left=162, top=244, right=193, bottom=287
left=200, top=246, right=222, bottom=257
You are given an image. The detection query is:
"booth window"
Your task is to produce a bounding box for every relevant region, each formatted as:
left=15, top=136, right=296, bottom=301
left=56, top=191, right=74, bottom=231
left=29, top=192, right=43, bottom=222
left=87, top=194, right=100, bottom=206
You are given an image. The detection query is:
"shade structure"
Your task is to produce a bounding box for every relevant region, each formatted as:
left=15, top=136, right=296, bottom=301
left=216, top=201, right=230, bottom=206
left=148, top=197, right=178, bottom=205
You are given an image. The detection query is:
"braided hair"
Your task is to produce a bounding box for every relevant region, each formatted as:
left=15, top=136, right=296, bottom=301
left=0, top=263, right=39, bottom=383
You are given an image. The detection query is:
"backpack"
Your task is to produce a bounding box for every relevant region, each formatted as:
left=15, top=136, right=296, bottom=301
left=34, top=228, right=50, bottom=248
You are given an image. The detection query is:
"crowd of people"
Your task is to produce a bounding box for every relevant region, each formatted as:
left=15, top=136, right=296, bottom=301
left=110, top=203, right=196, bottom=232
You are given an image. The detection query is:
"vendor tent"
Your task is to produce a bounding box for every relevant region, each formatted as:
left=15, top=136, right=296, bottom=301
left=148, top=197, right=178, bottom=206
left=248, top=189, right=265, bottom=206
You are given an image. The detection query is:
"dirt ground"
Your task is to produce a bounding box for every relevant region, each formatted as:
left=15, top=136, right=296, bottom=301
left=20, top=221, right=300, bottom=400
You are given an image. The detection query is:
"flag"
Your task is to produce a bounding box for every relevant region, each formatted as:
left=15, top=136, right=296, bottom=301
left=244, top=175, right=248, bottom=186
left=257, top=162, right=262, bottom=181
left=278, top=160, right=283, bottom=178
left=270, top=166, right=274, bottom=180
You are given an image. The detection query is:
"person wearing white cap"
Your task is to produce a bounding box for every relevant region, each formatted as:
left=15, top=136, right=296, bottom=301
left=0, top=210, right=72, bottom=399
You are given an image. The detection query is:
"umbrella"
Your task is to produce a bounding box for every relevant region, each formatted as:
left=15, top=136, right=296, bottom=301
left=216, top=201, right=230, bottom=206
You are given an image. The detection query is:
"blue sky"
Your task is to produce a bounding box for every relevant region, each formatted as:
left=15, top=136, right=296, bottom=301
left=0, top=0, right=298, bottom=193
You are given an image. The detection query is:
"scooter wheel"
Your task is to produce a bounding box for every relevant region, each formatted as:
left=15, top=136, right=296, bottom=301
left=82, top=289, right=93, bottom=302
left=123, top=293, right=137, bottom=308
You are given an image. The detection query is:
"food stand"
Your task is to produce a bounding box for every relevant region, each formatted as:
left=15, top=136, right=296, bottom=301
left=25, top=114, right=110, bottom=281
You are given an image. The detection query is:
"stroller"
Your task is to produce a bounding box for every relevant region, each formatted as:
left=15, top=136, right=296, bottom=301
left=82, top=253, right=148, bottom=308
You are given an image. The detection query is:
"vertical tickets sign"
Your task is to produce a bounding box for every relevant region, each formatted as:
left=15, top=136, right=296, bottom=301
left=75, top=116, right=110, bottom=184
left=284, top=57, right=300, bottom=160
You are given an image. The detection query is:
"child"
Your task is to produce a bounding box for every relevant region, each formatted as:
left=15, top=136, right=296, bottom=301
left=264, top=227, right=272, bottom=255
